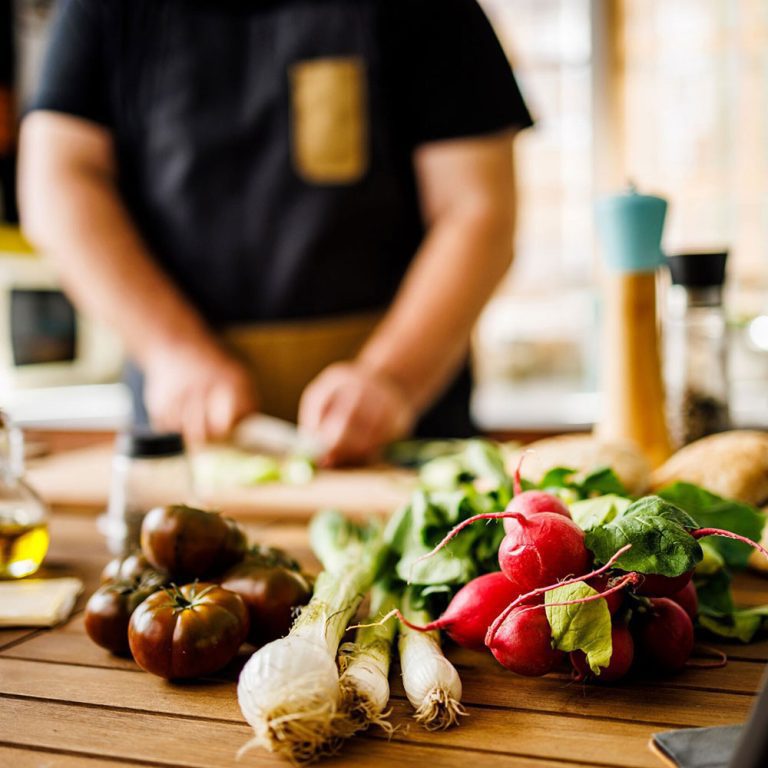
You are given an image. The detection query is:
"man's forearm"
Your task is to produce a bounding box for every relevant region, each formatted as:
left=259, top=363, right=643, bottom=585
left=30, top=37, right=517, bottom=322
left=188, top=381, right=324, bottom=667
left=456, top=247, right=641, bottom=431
left=19, top=113, right=220, bottom=369
left=358, top=133, right=516, bottom=417
left=359, top=204, right=513, bottom=413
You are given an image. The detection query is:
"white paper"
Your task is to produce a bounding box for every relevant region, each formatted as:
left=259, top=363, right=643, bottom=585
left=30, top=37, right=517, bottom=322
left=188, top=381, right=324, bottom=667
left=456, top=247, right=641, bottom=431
left=0, top=577, right=83, bottom=627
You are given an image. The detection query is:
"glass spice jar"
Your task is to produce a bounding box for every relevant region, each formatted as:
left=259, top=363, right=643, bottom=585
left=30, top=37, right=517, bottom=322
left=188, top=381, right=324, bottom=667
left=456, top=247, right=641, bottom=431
left=98, top=430, right=193, bottom=556
left=664, top=251, right=731, bottom=447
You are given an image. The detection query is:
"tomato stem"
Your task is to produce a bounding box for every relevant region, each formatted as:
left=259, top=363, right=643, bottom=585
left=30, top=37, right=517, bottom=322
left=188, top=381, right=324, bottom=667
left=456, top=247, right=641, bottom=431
left=162, top=582, right=218, bottom=612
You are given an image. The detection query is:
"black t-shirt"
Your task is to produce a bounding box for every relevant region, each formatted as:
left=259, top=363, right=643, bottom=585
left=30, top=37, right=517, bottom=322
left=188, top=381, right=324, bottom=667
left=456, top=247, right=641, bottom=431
left=31, top=0, right=533, bottom=327
left=0, top=0, right=13, bottom=89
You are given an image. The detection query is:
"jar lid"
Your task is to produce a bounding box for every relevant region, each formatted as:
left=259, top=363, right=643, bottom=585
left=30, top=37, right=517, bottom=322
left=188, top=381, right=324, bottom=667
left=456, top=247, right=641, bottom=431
left=667, top=251, right=728, bottom=287
left=116, top=429, right=185, bottom=458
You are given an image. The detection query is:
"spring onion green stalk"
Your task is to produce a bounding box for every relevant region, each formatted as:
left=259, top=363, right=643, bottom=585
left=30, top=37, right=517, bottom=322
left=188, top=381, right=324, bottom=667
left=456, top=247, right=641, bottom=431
left=398, top=587, right=465, bottom=730
left=237, top=510, right=386, bottom=764
left=337, top=579, right=399, bottom=736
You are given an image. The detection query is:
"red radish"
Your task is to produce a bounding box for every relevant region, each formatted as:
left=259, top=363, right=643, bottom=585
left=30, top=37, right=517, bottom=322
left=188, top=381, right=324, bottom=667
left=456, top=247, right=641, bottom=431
left=485, top=544, right=636, bottom=648
left=502, top=460, right=571, bottom=532
left=669, top=580, right=698, bottom=620
left=396, top=572, right=528, bottom=651
left=587, top=572, right=626, bottom=615
left=635, top=597, right=694, bottom=672
left=502, top=493, right=571, bottom=531
left=499, top=512, right=590, bottom=594
left=635, top=570, right=693, bottom=598
left=487, top=604, right=564, bottom=676
left=571, top=623, right=634, bottom=683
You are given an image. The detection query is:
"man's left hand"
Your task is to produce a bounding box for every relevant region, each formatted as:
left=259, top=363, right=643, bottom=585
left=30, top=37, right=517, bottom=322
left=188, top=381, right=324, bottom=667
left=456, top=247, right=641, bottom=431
left=298, top=361, right=415, bottom=467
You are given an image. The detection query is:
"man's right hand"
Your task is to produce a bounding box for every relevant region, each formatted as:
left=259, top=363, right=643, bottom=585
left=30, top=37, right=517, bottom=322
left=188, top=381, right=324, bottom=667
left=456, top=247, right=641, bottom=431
left=143, top=343, right=258, bottom=446
left=19, top=113, right=259, bottom=447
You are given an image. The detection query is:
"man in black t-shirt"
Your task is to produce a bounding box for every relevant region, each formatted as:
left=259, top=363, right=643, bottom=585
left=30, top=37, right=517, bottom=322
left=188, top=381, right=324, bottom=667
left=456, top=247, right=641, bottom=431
left=19, top=0, right=532, bottom=464
left=0, top=0, right=16, bottom=222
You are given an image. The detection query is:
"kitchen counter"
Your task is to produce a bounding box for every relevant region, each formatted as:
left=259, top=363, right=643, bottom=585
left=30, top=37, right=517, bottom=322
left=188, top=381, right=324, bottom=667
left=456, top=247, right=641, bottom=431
left=2, top=505, right=767, bottom=768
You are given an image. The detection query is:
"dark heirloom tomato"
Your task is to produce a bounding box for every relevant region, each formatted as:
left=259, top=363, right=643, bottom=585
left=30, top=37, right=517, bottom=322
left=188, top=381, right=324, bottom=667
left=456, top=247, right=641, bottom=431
left=247, top=544, right=302, bottom=574
left=85, top=580, right=162, bottom=655
left=221, top=559, right=312, bottom=646
left=100, top=552, right=165, bottom=585
left=140, top=505, right=247, bottom=580
left=128, top=583, right=249, bottom=679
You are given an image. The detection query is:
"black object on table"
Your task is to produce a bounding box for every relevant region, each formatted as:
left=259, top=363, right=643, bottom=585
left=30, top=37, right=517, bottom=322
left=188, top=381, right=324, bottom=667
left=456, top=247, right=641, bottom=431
left=652, top=667, right=768, bottom=768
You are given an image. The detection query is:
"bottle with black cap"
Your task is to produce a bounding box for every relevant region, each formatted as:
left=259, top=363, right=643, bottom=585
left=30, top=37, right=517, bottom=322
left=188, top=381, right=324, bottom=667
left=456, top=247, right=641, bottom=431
left=664, top=251, right=731, bottom=447
left=98, top=429, right=192, bottom=556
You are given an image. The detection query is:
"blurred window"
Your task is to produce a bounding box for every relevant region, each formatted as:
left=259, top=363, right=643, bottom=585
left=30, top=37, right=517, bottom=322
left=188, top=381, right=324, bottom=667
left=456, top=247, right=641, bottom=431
left=475, top=0, right=768, bottom=427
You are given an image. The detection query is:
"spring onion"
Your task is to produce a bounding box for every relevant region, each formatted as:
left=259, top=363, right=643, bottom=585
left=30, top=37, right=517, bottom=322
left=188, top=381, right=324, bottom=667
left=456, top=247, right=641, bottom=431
left=237, top=510, right=385, bottom=763
left=398, top=586, right=465, bottom=730
left=337, top=579, right=399, bottom=736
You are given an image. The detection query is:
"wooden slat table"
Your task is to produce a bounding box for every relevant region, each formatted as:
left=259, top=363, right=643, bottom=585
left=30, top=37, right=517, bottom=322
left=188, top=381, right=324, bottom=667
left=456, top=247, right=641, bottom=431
left=2, top=510, right=767, bottom=768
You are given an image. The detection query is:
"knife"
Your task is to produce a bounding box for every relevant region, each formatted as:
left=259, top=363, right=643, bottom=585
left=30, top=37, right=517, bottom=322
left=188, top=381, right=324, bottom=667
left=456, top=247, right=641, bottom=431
left=232, top=413, right=326, bottom=461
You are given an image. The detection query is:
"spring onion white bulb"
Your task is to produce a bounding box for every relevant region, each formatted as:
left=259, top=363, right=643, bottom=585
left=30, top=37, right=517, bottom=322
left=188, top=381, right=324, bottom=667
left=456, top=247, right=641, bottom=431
left=337, top=581, right=398, bottom=735
left=398, top=588, right=465, bottom=730
left=238, top=635, right=340, bottom=762
left=237, top=510, right=385, bottom=763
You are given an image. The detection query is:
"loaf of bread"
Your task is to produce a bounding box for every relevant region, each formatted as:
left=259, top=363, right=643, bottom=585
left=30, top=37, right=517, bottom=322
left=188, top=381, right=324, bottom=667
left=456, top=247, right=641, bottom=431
left=651, top=430, right=768, bottom=573
left=651, top=430, right=768, bottom=507
left=507, top=434, right=651, bottom=496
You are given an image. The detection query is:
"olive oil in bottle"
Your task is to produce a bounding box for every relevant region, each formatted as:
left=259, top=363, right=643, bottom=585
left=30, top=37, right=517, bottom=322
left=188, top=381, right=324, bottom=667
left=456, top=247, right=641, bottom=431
left=0, top=411, right=50, bottom=579
left=0, top=520, right=50, bottom=578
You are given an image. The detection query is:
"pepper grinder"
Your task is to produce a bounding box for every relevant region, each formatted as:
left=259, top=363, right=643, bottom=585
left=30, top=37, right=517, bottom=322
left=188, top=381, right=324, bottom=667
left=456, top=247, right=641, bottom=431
left=664, top=251, right=730, bottom=447
left=594, top=185, right=672, bottom=468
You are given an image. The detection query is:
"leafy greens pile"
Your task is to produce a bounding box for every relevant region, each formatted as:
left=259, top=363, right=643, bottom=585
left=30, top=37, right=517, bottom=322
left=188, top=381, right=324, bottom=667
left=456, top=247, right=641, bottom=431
left=537, top=469, right=768, bottom=644
left=396, top=442, right=768, bottom=662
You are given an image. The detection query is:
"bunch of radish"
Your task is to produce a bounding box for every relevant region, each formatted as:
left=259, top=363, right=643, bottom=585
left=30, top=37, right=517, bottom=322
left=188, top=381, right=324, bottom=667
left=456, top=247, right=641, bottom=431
left=400, top=464, right=767, bottom=684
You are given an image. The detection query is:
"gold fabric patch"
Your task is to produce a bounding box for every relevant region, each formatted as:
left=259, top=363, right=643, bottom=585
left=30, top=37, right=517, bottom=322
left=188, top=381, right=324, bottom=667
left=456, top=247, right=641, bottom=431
left=289, top=57, right=368, bottom=184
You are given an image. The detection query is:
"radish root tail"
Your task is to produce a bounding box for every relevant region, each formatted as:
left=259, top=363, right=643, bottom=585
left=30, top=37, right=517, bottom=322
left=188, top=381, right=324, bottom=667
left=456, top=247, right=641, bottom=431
left=485, top=544, right=633, bottom=646
left=413, top=686, right=468, bottom=731
left=347, top=609, right=439, bottom=635
left=693, top=528, right=768, bottom=562
left=686, top=644, right=728, bottom=670
left=409, top=511, right=525, bottom=581
left=515, top=572, right=639, bottom=617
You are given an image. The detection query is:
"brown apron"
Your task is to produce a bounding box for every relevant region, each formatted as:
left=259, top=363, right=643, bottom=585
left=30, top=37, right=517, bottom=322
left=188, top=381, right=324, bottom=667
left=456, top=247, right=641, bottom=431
left=221, top=311, right=382, bottom=423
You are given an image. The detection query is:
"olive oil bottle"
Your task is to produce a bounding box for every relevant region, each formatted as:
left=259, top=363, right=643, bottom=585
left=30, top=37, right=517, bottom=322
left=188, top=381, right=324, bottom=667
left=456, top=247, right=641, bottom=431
left=0, top=411, right=49, bottom=578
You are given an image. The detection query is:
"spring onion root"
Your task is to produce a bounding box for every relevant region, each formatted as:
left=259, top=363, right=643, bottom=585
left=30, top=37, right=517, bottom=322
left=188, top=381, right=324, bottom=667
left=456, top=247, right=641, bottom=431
left=237, top=511, right=385, bottom=764
left=337, top=580, right=399, bottom=737
left=398, top=587, right=466, bottom=730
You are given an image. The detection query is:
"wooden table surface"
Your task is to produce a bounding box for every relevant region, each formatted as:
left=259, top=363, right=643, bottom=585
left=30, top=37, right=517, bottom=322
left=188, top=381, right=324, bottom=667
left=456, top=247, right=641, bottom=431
left=2, top=509, right=768, bottom=768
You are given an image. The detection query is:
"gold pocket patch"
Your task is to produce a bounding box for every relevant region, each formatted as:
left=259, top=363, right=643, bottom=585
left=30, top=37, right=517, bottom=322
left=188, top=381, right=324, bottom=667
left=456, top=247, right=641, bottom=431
left=289, top=57, right=368, bottom=184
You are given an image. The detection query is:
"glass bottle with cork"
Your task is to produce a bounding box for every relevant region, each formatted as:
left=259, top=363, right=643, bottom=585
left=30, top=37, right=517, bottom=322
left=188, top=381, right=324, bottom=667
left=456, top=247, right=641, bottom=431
left=664, top=251, right=730, bottom=447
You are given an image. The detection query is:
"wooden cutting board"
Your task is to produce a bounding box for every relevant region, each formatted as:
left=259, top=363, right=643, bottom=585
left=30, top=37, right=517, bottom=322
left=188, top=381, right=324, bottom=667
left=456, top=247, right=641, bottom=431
left=27, top=443, right=416, bottom=521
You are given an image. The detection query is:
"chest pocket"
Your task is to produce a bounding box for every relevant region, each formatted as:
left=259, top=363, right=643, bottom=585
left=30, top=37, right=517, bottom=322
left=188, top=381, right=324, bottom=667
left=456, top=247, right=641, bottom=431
left=289, top=56, right=369, bottom=185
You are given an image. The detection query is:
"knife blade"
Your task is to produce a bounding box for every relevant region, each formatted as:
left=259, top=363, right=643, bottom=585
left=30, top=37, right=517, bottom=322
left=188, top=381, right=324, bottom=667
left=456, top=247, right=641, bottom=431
left=232, top=413, right=326, bottom=461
